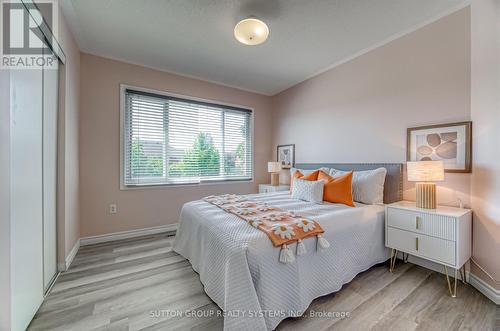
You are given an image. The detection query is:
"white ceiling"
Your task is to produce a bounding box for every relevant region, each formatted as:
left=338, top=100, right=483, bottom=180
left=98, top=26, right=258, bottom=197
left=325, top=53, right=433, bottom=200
left=61, top=0, right=469, bottom=95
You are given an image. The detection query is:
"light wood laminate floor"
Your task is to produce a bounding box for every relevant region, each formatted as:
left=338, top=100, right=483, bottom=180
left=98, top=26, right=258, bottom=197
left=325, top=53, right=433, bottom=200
left=29, top=233, right=498, bottom=331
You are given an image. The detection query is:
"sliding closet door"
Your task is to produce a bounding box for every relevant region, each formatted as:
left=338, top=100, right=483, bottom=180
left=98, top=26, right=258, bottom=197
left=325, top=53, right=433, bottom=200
left=10, top=67, right=44, bottom=331
left=42, top=48, right=59, bottom=291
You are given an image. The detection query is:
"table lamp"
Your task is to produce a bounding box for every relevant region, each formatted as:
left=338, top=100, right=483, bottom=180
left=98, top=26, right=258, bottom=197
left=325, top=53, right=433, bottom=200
left=268, top=162, right=282, bottom=186
left=407, top=161, right=445, bottom=209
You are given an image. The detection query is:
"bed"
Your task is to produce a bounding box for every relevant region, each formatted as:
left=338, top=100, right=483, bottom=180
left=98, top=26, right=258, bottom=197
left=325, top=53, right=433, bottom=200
left=173, top=163, right=403, bottom=331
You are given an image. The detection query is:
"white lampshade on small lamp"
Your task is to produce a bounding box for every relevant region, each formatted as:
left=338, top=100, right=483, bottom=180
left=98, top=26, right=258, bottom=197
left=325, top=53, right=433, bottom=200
left=268, top=162, right=282, bottom=186
left=407, top=161, right=445, bottom=209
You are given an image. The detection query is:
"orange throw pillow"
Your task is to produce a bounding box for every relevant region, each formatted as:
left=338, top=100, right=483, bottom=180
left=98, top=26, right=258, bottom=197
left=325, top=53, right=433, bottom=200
left=290, top=170, right=320, bottom=190
left=318, top=171, right=355, bottom=207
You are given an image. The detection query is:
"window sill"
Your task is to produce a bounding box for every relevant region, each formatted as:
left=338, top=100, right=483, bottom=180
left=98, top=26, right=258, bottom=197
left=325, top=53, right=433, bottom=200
left=120, top=179, right=254, bottom=191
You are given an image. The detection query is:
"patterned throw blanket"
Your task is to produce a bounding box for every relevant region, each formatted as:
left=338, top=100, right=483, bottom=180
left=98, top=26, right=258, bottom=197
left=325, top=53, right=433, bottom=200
left=203, top=194, right=330, bottom=263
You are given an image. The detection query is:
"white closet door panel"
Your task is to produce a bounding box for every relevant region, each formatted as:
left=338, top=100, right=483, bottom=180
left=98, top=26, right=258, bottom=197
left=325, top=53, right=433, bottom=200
left=43, top=50, right=59, bottom=290
left=10, top=69, right=44, bottom=331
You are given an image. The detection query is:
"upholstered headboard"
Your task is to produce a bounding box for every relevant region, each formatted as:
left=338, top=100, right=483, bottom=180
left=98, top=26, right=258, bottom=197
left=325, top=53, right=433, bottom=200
left=294, top=163, right=403, bottom=204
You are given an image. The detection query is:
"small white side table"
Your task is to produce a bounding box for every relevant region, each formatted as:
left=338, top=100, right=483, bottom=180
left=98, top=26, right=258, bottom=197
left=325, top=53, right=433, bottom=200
left=385, top=201, right=472, bottom=297
left=258, top=184, right=290, bottom=194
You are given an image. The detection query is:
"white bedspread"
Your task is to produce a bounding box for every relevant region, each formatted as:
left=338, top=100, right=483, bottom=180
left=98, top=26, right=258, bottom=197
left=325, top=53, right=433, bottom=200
left=173, top=191, right=389, bottom=330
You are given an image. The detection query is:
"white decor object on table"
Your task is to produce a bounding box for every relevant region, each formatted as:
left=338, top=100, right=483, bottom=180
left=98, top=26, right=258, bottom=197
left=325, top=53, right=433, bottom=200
left=267, top=161, right=282, bottom=186
left=258, top=184, right=290, bottom=193
left=385, top=201, right=471, bottom=297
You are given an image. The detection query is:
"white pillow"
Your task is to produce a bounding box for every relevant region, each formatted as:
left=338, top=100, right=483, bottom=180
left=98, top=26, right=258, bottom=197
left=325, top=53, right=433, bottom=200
left=291, top=178, right=324, bottom=203
left=329, top=167, right=387, bottom=204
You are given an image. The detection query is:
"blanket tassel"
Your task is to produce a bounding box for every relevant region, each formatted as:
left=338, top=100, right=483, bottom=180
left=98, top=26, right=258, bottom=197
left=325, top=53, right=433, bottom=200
left=296, top=239, right=306, bottom=256
left=280, top=244, right=295, bottom=263
left=317, top=234, right=330, bottom=250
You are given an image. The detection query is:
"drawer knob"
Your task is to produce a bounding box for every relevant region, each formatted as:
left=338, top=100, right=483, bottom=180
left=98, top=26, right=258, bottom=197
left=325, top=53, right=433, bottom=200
left=415, top=237, right=419, bottom=251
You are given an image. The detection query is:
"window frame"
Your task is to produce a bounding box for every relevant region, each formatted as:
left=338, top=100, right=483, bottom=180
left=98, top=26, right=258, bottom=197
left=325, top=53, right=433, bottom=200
left=119, top=84, right=255, bottom=190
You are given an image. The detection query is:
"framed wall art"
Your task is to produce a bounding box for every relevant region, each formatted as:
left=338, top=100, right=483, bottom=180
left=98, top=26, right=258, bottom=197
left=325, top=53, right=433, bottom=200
left=277, top=144, right=295, bottom=169
left=407, top=121, right=471, bottom=173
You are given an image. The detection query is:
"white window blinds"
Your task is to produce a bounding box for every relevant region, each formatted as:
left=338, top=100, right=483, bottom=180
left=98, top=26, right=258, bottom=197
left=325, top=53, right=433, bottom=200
left=123, top=89, right=253, bottom=186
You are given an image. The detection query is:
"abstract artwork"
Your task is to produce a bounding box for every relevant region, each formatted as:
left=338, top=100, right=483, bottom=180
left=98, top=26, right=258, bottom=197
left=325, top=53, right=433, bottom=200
left=407, top=122, right=471, bottom=173
left=277, top=144, right=295, bottom=169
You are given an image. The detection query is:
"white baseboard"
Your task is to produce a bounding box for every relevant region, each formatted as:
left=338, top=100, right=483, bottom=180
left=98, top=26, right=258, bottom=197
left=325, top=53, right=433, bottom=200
left=56, top=224, right=177, bottom=271
left=80, top=224, right=178, bottom=246
left=58, top=238, right=80, bottom=271
left=397, top=253, right=499, bottom=304
left=468, top=272, right=500, bottom=305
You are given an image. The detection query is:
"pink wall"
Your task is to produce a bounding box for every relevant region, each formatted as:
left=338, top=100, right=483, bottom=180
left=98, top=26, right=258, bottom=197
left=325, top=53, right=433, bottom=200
left=470, top=0, right=500, bottom=290
left=79, top=54, right=273, bottom=237
left=272, top=8, right=471, bottom=208
left=57, top=7, right=81, bottom=260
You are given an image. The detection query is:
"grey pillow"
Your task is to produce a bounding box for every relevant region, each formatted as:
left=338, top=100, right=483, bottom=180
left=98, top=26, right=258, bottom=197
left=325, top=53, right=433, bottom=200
left=291, top=178, right=324, bottom=203
left=329, top=167, right=387, bottom=204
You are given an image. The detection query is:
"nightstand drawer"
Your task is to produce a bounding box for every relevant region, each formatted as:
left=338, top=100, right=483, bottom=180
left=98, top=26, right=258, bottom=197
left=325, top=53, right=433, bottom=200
left=387, top=227, right=455, bottom=265
left=387, top=207, right=456, bottom=240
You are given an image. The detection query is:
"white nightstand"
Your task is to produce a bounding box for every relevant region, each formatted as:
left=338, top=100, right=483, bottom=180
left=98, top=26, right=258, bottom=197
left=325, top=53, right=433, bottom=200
left=258, top=184, right=290, bottom=193
left=385, top=201, right=472, bottom=297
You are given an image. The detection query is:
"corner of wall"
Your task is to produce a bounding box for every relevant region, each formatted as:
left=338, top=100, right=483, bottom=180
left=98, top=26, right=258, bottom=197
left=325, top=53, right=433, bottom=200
left=470, top=0, right=500, bottom=292
left=57, top=2, right=82, bottom=265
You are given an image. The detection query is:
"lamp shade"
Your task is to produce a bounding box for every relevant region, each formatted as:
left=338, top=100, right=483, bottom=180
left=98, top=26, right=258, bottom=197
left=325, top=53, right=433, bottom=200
left=407, top=161, right=445, bottom=182
left=268, top=161, right=282, bottom=173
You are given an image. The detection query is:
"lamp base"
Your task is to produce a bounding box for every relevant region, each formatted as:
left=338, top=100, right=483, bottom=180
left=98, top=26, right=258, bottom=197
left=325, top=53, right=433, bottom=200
left=271, top=173, right=280, bottom=186
left=416, top=182, right=437, bottom=209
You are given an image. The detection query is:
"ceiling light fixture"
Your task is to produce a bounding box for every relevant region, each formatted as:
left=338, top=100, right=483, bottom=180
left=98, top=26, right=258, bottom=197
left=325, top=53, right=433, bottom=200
left=234, top=18, right=269, bottom=45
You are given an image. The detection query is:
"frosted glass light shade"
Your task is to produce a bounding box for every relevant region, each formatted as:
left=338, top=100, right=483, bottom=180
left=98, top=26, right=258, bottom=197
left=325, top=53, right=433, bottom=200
left=407, top=161, right=445, bottom=182
left=234, top=18, right=269, bottom=45
left=268, top=161, right=282, bottom=173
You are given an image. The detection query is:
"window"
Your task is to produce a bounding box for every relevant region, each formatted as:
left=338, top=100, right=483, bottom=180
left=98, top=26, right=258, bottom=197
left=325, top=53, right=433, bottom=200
left=121, top=87, right=253, bottom=187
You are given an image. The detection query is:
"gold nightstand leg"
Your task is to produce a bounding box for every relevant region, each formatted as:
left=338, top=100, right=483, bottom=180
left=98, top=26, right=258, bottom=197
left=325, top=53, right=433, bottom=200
left=403, top=252, right=409, bottom=263
left=389, top=249, right=398, bottom=273
left=444, top=266, right=458, bottom=298
left=460, top=265, right=467, bottom=284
